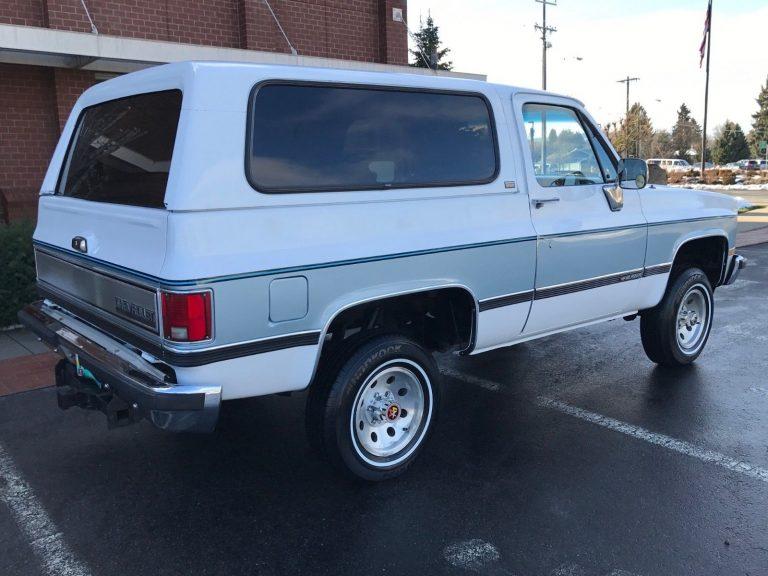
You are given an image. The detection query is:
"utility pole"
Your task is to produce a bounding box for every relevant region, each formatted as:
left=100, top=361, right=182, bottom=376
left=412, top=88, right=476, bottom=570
left=534, top=0, right=557, bottom=90
left=617, top=76, right=640, bottom=156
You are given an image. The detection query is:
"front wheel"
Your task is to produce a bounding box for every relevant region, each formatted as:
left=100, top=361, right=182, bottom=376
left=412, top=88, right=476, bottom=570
left=640, top=267, right=714, bottom=366
left=306, top=335, right=440, bottom=481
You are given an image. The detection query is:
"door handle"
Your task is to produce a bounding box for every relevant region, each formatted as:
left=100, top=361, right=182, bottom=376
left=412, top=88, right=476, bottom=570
left=531, top=197, right=560, bottom=209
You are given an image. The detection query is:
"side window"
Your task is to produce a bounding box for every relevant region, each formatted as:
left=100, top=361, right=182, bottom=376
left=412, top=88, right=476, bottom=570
left=247, top=84, right=498, bottom=193
left=522, top=103, right=603, bottom=187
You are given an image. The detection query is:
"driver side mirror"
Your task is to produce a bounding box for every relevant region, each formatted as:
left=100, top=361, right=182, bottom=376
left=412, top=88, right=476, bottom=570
left=618, top=158, right=648, bottom=190
left=602, top=158, right=648, bottom=212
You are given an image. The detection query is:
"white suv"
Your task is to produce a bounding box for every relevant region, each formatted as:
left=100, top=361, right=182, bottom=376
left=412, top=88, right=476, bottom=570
left=647, top=158, right=694, bottom=173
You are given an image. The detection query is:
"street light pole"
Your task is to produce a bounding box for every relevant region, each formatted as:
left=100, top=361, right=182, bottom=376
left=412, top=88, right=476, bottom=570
left=534, top=0, right=557, bottom=90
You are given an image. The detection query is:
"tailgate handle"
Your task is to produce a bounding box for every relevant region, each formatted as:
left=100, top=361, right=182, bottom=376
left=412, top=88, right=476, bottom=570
left=71, top=236, right=88, bottom=253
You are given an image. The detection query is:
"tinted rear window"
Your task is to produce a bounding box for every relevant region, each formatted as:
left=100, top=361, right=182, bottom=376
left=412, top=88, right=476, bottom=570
left=58, top=90, right=182, bottom=208
left=247, top=83, right=498, bottom=193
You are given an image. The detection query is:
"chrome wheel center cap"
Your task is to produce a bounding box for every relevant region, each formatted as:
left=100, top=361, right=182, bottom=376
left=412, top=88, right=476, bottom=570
left=365, top=390, right=396, bottom=426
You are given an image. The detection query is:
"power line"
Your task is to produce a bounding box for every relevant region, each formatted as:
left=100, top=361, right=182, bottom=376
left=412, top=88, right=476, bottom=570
left=534, top=0, right=557, bottom=90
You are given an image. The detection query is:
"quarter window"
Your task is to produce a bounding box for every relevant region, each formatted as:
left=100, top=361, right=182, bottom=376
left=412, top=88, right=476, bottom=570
left=247, top=83, right=498, bottom=193
left=522, top=103, right=605, bottom=188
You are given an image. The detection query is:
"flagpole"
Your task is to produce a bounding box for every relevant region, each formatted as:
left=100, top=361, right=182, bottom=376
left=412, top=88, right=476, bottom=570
left=700, top=1, right=712, bottom=173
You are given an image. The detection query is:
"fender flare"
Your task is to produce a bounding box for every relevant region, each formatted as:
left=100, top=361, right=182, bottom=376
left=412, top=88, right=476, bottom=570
left=307, top=283, right=479, bottom=385
left=667, top=230, right=729, bottom=286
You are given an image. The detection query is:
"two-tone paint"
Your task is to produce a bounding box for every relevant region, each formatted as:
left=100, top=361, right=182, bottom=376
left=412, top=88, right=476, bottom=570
left=33, top=62, right=738, bottom=402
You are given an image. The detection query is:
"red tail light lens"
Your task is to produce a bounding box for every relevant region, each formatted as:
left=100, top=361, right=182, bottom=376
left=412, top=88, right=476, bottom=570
left=161, top=291, right=212, bottom=342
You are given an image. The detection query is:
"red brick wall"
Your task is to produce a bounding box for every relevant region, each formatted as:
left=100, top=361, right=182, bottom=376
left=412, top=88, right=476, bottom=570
left=53, top=68, right=97, bottom=131
left=0, top=0, right=45, bottom=27
left=0, top=64, right=60, bottom=218
left=379, top=0, right=407, bottom=65
left=9, top=0, right=409, bottom=59
left=39, top=0, right=242, bottom=47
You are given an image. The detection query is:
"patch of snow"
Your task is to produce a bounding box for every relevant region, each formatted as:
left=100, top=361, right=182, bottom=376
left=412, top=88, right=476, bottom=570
left=669, top=183, right=768, bottom=191
left=443, top=539, right=501, bottom=572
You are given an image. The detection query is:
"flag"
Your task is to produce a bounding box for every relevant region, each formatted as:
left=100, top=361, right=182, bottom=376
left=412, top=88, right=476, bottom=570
left=699, top=0, right=712, bottom=68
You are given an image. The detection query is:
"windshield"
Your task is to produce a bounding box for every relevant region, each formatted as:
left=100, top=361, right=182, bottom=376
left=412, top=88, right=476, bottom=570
left=57, top=90, right=182, bottom=208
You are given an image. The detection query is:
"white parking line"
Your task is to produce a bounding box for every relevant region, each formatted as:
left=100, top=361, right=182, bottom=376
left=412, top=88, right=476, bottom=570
left=0, top=443, right=92, bottom=576
left=443, top=368, right=768, bottom=485
left=441, top=368, right=500, bottom=392
left=536, top=397, right=768, bottom=484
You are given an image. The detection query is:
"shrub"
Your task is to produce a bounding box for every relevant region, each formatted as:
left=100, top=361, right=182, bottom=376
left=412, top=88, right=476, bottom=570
left=703, top=170, right=719, bottom=184
left=0, top=221, right=37, bottom=327
left=667, top=171, right=685, bottom=184
left=720, top=170, right=736, bottom=185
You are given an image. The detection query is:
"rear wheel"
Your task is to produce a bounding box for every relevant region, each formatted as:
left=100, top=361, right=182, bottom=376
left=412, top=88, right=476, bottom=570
left=306, top=335, right=439, bottom=481
left=640, top=267, right=714, bottom=366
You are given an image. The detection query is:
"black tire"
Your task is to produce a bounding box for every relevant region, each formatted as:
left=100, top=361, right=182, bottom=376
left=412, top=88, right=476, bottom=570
left=306, top=335, right=440, bottom=481
left=640, top=267, right=714, bottom=366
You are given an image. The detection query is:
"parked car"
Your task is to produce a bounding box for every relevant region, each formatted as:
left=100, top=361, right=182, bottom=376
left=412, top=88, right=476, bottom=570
left=739, top=159, right=760, bottom=171
left=20, top=62, right=745, bottom=480
left=646, top=158, right=695, bottom=173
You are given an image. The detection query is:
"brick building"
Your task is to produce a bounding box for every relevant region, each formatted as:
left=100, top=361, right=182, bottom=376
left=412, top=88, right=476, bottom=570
left=0, top=0, right=453, bottom=222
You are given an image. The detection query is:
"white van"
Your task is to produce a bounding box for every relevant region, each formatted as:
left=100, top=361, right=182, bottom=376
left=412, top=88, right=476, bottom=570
left=647, top=158, right=694, bottom=173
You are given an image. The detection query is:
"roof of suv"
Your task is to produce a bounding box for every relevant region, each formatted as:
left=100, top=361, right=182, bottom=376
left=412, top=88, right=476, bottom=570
left=78, top=61, right=577, bottom=111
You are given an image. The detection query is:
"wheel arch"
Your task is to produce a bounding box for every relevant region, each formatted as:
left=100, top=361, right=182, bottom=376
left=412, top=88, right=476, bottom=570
left=669, top=231, right=730, bottom=287
left=308, top=284, right=479, bottom=386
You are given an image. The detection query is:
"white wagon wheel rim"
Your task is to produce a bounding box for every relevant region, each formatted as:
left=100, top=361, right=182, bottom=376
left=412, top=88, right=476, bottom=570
left=350, top=359, right=431, bottom=466
left=676, top=283, right=711, bottom=354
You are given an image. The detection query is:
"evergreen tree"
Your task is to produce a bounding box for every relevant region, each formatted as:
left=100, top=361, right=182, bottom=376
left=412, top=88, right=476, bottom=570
left=650, top=129, right=675, bottom=159
left=711, top=121, right=750, bottom=165
left=749, top=76, right=768, bottom=158
left=409, top=15, right=453, bottom=71
left=670, top=103, right=702, bottom=163
left=613, top=103, right=653, bottom=158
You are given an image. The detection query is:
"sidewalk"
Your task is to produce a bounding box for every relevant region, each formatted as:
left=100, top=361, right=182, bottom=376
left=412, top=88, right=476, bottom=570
left=737, top=207, right=768, bottom=247
left=0, top=328, right=57, bottom=397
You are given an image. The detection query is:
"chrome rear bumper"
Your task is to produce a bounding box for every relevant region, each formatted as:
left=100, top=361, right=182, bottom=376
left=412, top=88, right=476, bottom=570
left=18, top=300, right=221, bottom=433
left=723, top=254, right=747, bottom=286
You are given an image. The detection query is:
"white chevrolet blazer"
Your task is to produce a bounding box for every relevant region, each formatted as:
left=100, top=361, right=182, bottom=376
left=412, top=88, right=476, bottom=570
left=20, top=62, right=745, bottom=480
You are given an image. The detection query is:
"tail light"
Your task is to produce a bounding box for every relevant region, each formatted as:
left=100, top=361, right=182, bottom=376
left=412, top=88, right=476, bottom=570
left=161, top=291, right=212, bottom=342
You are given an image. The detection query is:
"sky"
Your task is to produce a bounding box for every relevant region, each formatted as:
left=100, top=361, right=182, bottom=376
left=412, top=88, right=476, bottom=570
left=406, top=0, right=767, bottom=135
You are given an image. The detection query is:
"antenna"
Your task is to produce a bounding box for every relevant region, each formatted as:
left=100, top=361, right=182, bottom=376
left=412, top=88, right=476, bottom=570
left=534, top=0, right=557, bottom=90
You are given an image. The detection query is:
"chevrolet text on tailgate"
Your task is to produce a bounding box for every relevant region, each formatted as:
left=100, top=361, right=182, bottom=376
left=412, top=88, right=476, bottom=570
left=20, top=62, right=745, bottom=481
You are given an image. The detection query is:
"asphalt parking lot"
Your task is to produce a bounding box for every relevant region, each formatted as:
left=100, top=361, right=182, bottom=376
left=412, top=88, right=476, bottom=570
left=1, top=244, right=767, bottom=576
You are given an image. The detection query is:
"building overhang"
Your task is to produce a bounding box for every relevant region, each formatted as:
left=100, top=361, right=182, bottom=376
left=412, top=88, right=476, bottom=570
left=0, top=23, right=485, bottom=80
